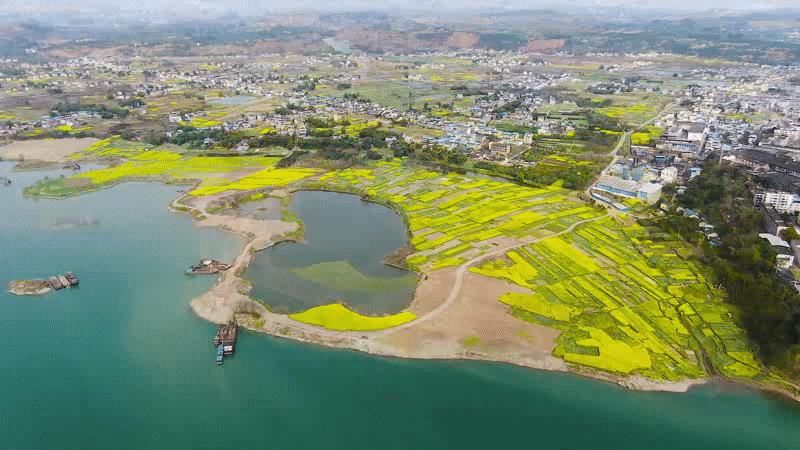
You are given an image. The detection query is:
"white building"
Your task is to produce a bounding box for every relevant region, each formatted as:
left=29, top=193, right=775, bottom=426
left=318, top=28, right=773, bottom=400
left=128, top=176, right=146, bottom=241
left=754, top=190, right=800, bottom=214
left=672, top=121, right=708, bottom=142
left=593, top=176, right=663, bottom=204
left=660, top=166, right=678, bottom=184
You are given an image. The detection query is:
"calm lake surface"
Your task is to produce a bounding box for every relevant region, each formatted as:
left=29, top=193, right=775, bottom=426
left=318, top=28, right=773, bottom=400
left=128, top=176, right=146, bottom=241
left=244, top=190, right=417, bottom=315
left=3, top=161, right=800, bottom=449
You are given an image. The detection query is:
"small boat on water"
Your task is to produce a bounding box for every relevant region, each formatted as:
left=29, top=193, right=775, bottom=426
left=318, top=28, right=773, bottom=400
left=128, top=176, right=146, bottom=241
left=216, top=344, right=224, bottom=366
left=64, top=272, right=79, bottom=286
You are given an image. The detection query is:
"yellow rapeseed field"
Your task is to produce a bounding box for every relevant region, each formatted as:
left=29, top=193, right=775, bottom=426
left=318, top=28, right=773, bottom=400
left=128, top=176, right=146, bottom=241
left=289, top=304, right=416, bottom=331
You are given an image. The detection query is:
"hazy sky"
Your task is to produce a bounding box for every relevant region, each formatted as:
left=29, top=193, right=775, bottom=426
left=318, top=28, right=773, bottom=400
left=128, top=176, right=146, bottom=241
left=3, top=0, right=800, bottom=15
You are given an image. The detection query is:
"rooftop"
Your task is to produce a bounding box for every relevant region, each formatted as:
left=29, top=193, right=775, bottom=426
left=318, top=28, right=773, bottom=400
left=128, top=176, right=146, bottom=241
left=759, top=233, right=790, bottom=248
left=597, top=176, right=640, bottom=193
left=737, top=148, right=800, bottom=173
left=676, top=122, right=707, bottom=134
left=639, top=183, right=663, bottom=194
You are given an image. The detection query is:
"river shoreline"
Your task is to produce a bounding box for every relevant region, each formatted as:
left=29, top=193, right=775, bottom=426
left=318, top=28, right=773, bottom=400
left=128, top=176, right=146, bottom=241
left=13, top=160, right=799, bottom=402
left=175, top=189, right=731, bottom=397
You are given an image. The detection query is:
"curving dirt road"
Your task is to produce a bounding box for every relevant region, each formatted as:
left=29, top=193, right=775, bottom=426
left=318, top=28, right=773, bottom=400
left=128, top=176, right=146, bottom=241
left=376, top=213, right=608, bottom=335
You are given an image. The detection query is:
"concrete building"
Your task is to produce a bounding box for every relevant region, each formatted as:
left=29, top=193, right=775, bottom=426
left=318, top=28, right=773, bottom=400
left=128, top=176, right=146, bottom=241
left=660, top=166, right=678, bottom=184
left=759, top=233, right=795, bottom=269
left=593, top=176, right=663, bottom=204
left=762, top=205, right=789, bottom=236
left=754, top=190, right=800, bottom=214
left=657, top=138, right=702, bottom=155
left=791, top=240, right=800, bottom=270
left=731, top=149, right=800, bottom=179
left=676, top=122, right=708, bottom=142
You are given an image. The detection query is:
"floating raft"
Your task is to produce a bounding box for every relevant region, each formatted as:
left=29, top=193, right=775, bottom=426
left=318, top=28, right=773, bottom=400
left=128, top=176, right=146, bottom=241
left=47, top=272, right=79, bottom=290
left=186, top=259, right=231, bottom=275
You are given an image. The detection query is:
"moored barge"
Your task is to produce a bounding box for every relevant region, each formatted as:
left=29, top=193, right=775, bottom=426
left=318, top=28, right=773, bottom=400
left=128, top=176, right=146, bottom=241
left=64, top=272, right=79, bottom=286
left=48, top=276, right=63, bottom=290
left=47, top=272, right=80, bottom=290
left=213, top=320, right=238, bottom=356
left=186, top=259, right=231, bottom=275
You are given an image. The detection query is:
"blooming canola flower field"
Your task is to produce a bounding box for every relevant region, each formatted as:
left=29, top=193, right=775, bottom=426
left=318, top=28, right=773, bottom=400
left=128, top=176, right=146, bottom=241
left=40, top=138, right=320, bottom=196
left=289, top=304, right=416, bottom=331
left=472, top=215, right=768, bottom=382
left=304, top=161, right=771, bottom=383
left=74, top=150, right=287, bottom=187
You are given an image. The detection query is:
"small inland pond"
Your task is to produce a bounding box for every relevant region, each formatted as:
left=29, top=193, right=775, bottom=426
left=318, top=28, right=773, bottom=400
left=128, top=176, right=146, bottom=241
left=244, top=190, right=418, bottom=315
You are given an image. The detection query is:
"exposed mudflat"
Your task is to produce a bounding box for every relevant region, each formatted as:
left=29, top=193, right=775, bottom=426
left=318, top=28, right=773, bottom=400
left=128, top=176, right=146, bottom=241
left=0, top=138, right=99, bottom=162
left=7, top=279, right=52, bottom=296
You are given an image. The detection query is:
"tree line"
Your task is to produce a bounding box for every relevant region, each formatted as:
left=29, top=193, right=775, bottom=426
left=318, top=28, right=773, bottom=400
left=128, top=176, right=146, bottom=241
left=661, top=162, right=800, bottom=379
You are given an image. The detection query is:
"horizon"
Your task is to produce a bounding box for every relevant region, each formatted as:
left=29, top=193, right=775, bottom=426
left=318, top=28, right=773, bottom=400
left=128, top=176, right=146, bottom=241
left=2, top=1, right=800, bottom=19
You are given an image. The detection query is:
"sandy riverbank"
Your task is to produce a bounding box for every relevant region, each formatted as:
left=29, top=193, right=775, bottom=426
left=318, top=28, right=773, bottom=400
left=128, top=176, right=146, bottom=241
left=0, top=138, right=99, bottom=162
left=186, top=213, right=298, bottom=323
left=7, top=279, right=52, bottom=296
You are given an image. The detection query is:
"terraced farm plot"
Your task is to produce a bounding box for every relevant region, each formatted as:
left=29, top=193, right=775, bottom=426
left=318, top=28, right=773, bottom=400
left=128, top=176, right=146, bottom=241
left=306, top=159, right=602, bottom=272
left=143, top=95, right=207, bottom=120
left=69, top=136, right=154, bottom=159
left=598, top=103, right=656, bottom=124
left=185, top=117, right=222, bottom=128
left=471, top=215, right=763, bottom=383
left=188, top=167, right=321, bottom=196
left=75, top=152, right=281, bottom=185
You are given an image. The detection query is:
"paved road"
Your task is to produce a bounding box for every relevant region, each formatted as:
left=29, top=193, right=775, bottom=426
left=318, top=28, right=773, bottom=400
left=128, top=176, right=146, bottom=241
left=585, top=102, right=677, bottom=200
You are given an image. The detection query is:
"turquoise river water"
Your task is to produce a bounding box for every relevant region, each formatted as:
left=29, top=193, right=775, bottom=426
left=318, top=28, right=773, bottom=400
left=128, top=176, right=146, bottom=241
left=2, top=161, right=800, bottom=449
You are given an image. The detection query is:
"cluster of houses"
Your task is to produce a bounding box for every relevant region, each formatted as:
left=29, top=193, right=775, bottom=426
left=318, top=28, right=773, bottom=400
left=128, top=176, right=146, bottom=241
left=593, top=63, right=800, bottom=219
left=655, top=65, right=800, bottom=156
left=0, top=111, right=98, bottom=137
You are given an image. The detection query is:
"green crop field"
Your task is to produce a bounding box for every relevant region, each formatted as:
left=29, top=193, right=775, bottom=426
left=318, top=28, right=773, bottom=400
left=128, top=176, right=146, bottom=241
left=631, top=126, right=664, bottom=146
left=471, top=215, right=765, bottom=382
